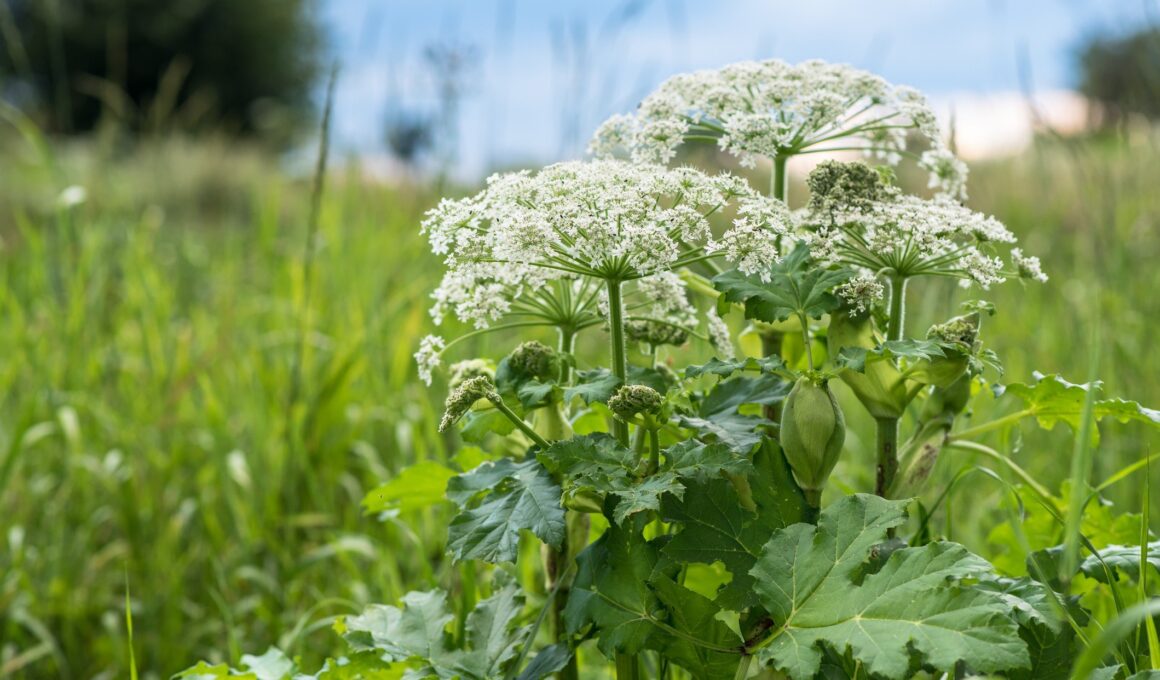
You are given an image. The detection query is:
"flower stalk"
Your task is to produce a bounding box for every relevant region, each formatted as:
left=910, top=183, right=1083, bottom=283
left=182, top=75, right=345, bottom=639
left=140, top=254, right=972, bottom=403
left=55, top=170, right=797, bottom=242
left=876, top=275, right=907, bottom=495
left=606, top=279, right=631, bottom=447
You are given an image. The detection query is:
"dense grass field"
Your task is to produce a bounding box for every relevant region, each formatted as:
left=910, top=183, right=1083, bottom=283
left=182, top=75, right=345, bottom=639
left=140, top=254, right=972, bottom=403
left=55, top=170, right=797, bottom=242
left=0, top=128, right=1158, bottom=678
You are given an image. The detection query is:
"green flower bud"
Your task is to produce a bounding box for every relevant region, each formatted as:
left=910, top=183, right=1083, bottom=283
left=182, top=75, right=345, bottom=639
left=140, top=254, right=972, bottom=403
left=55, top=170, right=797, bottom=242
left=607, top=384, right=663, bottom=422
left=625, top=319, right=689, bottom=347
left=439, top=376, right=497, bottom=432
left=780, top=376, right=846, bottom=505
left=806, top=160, right=887, bottom=214
left=448, top=359, right=495, bottom=390
left=914, top=313, right=981, bottom=388
left=508, top=341, right=560, bottom=381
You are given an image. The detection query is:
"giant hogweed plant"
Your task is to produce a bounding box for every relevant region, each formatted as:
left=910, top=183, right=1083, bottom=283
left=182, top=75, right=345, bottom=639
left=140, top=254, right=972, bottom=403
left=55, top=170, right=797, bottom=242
left=181, top=60, right=1160, bottom=680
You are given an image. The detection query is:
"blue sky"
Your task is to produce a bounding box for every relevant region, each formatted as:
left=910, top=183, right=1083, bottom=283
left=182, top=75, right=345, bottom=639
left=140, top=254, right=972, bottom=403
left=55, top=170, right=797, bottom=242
left=322, top=0, right=1155, bottom=177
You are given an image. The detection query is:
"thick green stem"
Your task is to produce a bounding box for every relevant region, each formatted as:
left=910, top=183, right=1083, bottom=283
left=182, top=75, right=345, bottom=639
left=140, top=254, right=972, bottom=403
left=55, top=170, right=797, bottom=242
left=648, top=427, right=661, bottom=474
left=875, top=416, right=900, bottom=497
left=734, top=654, right=753, bottom=680
left=761, top=331, right=784, bottom=422
left=771, top=154, right=788, bottom=202
left=798, top=313, right=814, bottom=371
left=557, top=326, right=576, bottom=383
left=616, top=653, right=640, bottom=680
left=886, top=275, right=907, bottom=342
left=876, top=276, right=908, bottom=496
left=606, top=279, right=630, bottom=447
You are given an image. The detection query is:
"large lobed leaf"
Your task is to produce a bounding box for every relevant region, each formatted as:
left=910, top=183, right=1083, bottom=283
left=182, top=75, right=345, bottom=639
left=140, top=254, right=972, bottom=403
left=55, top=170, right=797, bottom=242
left=750, top=494, right=1028, bottom=679
left=996, top=372, right=1160, bottom=444
left=540, top=434, right=752, bottom=525
left=343, top=585, right=566, bottom=680
left=662, top=440, right=806, bottom=611
left=446, top=458, right=565, bottom=563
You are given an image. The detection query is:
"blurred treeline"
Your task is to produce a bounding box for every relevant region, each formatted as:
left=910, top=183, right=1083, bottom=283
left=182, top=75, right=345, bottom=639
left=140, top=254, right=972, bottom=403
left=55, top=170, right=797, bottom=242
left=0, top=0, right=322, bottom=143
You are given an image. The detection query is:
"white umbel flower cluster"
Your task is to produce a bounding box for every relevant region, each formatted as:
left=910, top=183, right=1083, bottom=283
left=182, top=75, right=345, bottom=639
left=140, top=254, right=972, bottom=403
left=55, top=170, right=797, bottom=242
left=590, top=59, right=968, bottom=199
left=806, top=193, right=1034, bottom=289
left=421, top=159, right=791, bottom=330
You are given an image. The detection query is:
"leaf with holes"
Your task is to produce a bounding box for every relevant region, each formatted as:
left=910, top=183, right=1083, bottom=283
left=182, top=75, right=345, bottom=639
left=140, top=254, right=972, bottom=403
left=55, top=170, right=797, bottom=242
left=751, top=495, right=1027, bottom=679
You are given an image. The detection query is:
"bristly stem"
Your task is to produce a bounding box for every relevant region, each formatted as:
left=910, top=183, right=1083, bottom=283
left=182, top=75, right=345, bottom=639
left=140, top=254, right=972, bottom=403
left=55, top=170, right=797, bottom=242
left=798, top=313, right=814, bottom=371
left=606, top=279, right=630, bottom=447
left=876, top=275, right=908, bottom=496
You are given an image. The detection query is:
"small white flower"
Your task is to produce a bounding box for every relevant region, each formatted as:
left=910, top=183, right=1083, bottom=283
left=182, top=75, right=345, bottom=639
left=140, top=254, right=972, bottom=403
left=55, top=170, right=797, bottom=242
left=836, top=274, right=885, bottom=314
left=706, top=308, right=735, bottom=360
left=414, top=335, right=446, bottom=386
left=58, top=185, right=87, bottom=208
left=1011, top=248, right=1048, bottom=283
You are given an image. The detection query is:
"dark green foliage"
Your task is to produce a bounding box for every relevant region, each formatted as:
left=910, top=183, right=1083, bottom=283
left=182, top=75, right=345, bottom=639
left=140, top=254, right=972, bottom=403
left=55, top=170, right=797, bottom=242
left=0, top=0, right=322, bottom=138
left=1079, top=28, right=1160, bottom=125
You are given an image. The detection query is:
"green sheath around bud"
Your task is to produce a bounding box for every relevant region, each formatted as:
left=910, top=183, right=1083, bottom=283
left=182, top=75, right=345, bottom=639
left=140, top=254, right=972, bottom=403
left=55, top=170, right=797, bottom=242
left=780, top=377, right=846, bottom=505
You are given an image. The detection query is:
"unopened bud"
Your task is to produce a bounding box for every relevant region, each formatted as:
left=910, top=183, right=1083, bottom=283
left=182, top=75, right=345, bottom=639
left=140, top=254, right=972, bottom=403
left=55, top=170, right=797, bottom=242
left=508, top=341, right=560, bottom=381
left=448, top=359, right=495, bottom=390
left=625, top=319, right=689, bottom=347
left=439, top=376, right=497, bottom=432
left=780, top=377, right=846, bottom=505
left=607, top=385, right=663, bottom=422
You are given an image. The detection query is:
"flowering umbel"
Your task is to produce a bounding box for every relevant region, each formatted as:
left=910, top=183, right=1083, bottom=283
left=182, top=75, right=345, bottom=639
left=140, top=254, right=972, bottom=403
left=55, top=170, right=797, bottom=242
left=590, top=59, right=968, bottom=198
left=420, top=160, right=791, bottom=327
left=802, top=161, right=1044, bottom=289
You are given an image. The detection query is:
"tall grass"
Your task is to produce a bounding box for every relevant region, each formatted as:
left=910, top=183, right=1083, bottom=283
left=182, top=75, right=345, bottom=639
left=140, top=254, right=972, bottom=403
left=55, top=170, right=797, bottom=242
left=0, top=127, right=1157, bottom=678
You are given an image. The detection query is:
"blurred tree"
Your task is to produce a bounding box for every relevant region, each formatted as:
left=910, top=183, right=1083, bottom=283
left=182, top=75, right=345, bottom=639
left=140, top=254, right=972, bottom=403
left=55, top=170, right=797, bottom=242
left=0, top=0, right=322, bottom=140
left=1078, top=27, right=1160, bottom=126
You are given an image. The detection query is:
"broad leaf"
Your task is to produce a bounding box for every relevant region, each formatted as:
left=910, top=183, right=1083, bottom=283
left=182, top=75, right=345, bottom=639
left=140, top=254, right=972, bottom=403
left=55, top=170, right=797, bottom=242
left=1077, top=541, right=1160, bottom=583
left=996, top=372, right=1160, bottom=444
left=344, top=590, right=453, bottom=661
left=515, top=644, right=572, bottom=680
left=680, top=374, right=790, bottom=453
left=751, top=494, right=1028, bottom=678
left=662, top=440, right=805, bottom=611
left=540, top=435, right=750, bottom=525
left=447, top=459, right=565, bottom=563
left=362, top=462, right=457, bottom=514
left=685, top=355, right=786, bottom=379
left=836, top=339, right=950, bottom=373
left=563, top=369, right=622, bottom=405
left=342, top=585, right=540, bottom=680
left=239, top=649, right=295, bottom=680
left=564, top=521, right=663, bottom=655
left=712, top=244, right=851, bottom=323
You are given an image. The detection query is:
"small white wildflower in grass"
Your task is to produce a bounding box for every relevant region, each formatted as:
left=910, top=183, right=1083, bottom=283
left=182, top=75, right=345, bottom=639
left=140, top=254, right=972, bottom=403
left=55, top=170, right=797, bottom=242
left=415, top=334, right=446, bottom=385
left=591, top=59, right=968, bottom=198
left=58, top=185, right=88, bottom=208
left=836, top=274, right=885, bottom=314
left=706, top=308, right=735, bottom=360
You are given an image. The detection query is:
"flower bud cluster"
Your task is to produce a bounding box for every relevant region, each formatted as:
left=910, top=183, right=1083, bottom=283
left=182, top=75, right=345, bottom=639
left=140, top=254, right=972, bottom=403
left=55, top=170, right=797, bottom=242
left=439, top=376, right=498, bottom=432
left=607, top=385, right=664, bottom=422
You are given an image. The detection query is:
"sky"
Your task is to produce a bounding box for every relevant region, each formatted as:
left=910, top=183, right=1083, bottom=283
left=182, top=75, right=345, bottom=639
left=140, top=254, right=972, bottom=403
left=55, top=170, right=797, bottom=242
left=321, top=0, right=1157, bottom=178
